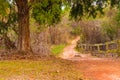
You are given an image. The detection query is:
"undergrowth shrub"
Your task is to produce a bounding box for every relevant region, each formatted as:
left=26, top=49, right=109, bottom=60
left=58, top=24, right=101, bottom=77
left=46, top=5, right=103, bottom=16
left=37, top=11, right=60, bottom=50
left=101, top=9, right=120, bottom=41
left=49, top=26, right=70, bottom=44
left=71, top=25, right=82, bottom=36
left=74, top=20, right=105, bottom=44
left=31, top=29, right=51, bottom=56
left=31, top=26, right=70, bottom=56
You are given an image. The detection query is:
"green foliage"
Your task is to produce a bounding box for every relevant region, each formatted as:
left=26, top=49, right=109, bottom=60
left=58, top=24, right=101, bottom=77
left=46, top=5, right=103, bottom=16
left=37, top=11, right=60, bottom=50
left=102, top=20, right=117, bottom=40
left=107, top=49, right=117, bottom=53
left=101, top=8, right=120, bottom=40
left=32, top=0, right=62, bottom=25
left=30, top=17, right=46, bottom=33
left=115, top=8, right=120, bottom=25
left=72, top=26, right=82, bottom=36
left=51, top=44, right=66, bottom=56
left=0, top=0, right=10, bottom=34
left=69, top=0, right=108, bottom=20
left=110, top=0, right=120, bottom=7
left=0, top=1, right=17, bottom=34
left=0, top=0, right=9, bottom=16
left=0, top=1, right=17, bottom=49
left=68, top=0, right=120, bottom=20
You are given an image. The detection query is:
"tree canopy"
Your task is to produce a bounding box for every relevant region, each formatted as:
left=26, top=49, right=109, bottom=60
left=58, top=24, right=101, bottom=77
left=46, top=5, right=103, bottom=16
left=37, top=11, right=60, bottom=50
left=0, top=0, right=120, bottom=53
left=68, top=0, right=120, bottom=20
left=32, top=0, right=62, bottom=25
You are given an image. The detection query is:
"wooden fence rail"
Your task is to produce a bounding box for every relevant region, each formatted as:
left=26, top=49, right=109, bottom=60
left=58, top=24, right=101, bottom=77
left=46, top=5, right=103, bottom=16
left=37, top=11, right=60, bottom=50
left=77, top=40, right=120, bottom=53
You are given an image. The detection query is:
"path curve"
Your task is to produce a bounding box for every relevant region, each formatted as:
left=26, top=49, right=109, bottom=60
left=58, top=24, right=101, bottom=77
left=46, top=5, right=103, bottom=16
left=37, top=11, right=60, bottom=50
left=61, top=37, right=120, bottom=80
left=60, top=36, right=80, bottom=59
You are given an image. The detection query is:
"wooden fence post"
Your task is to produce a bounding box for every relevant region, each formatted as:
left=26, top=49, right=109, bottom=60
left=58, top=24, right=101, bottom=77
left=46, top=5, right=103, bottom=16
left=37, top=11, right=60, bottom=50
left=98, top=45, right=100, bottom=52
left=106, top=43, right=109, bottom=51
left=117, top=40, right=120, bottom=53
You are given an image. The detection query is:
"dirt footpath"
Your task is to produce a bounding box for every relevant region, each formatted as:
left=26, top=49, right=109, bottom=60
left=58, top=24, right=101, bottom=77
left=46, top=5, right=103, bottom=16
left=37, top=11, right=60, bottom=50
left=60, top=36, right=80, bottom=59
left=61, top=37, right=120, bottom=80
left=72, top=59, right=120, bottom=80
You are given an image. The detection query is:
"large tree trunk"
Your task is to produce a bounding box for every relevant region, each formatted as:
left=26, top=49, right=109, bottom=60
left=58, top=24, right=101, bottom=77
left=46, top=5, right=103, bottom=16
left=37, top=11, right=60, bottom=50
left=15, top=0, right=32, bottom=53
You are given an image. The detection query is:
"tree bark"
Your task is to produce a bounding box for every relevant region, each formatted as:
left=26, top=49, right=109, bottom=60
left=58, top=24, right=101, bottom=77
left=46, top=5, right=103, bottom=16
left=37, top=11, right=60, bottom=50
left=15, top=0, right=32, bottom=53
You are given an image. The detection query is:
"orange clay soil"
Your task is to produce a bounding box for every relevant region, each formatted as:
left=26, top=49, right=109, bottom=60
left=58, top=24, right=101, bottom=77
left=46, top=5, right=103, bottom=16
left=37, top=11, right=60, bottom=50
left=61, top=36, right=120, bottom=80
left=73, top=59, right=120, bottom=80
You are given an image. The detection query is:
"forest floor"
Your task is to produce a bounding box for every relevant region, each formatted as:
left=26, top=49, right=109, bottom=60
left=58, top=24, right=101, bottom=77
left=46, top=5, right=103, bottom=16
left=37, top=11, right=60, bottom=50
left=1, top=37, right=120, bottom=80
left=61, top=36, right=120, bottom=80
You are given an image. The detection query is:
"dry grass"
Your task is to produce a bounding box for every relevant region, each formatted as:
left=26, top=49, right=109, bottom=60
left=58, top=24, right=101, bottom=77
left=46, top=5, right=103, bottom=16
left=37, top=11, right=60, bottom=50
left=0, top=58, right=84, bottom=80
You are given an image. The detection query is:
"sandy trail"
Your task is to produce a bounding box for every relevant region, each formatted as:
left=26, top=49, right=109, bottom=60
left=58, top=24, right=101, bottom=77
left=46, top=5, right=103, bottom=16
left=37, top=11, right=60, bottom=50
left=61, top=37, right=120, bottom=80
left=60, top=36, right=80, bottom=59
